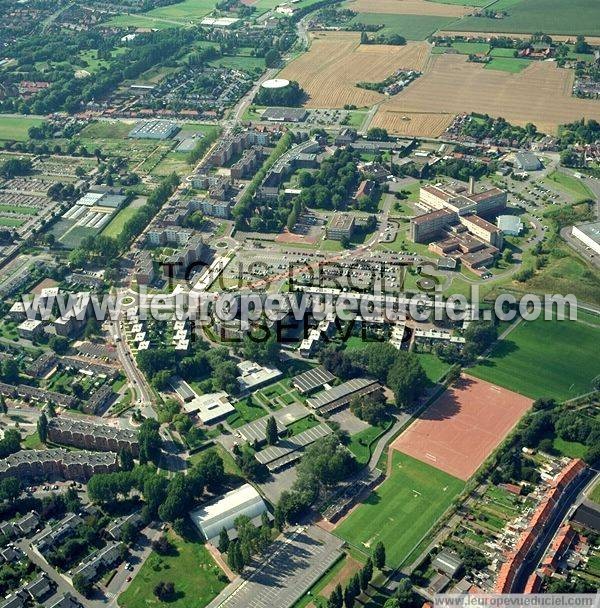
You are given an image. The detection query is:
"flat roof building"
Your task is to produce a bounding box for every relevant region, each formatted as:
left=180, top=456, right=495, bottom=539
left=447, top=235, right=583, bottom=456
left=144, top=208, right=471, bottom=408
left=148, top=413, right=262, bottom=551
left=307, top=378, right=382, bottom=414
left=189, top=483, right=268, bottom=541
left=572, top=221, right=600, bottom=256
left=183, top=391, right=235, bottom=424
left=128, top=120, right=180, bottom=140
left=497, top=214, right=524, bottom=236
left=237, top=360, right=282, bottom=391
left=326, top=213, right=355, bottom=241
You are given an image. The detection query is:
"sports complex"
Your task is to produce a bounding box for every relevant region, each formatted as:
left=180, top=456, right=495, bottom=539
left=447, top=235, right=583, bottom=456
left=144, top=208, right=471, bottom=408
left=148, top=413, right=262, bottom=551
left=334, top=313, right=600, bottom=569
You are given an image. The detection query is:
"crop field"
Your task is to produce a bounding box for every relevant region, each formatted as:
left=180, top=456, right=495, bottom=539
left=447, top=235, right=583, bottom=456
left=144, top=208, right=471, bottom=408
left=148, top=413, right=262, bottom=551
left=279, top=33, right=430, bottom=108
left=375, top=54, right=600, bottom=135
left=447, top=0, right=600, bottom=36
left=350, top=13, right=457, bottom=40
left=469, top=316, right=600, bottom=401
left=335, top=451, right=464, bottom=567
left=370, top=109, right=455, bottom=137
left=344, top=0, right=472, bottom=17
left=0, top=116, right=44, bottom=142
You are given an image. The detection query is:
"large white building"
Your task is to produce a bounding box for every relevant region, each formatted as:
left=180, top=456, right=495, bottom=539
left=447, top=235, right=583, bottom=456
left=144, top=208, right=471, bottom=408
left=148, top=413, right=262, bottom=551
left=189, top=484, right=268, bottom=541
left=572, top=221, right=600, bottom=256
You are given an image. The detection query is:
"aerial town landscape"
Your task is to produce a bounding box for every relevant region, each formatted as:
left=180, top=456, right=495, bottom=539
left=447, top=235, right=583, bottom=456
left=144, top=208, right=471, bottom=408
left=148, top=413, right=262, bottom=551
left=0, top=0, right=600, bottom=607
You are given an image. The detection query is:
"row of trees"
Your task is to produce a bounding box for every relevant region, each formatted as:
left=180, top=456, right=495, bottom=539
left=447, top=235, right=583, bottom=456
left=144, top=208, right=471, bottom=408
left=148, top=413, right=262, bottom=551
left=87, top=448, right=226, bottom=524
left=319, top=342, right=427, bottom=408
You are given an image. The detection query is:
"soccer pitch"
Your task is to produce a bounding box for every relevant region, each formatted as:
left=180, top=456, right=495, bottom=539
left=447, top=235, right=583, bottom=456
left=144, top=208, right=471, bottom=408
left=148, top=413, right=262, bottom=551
left=334, top=452, right=464, bottom=567
left=469, top=316, right=600, bottom=401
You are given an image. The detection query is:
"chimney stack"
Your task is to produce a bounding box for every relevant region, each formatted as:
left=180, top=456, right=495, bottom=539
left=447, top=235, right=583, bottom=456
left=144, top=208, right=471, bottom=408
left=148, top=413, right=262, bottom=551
left=469, top=176, right=475, bottom=195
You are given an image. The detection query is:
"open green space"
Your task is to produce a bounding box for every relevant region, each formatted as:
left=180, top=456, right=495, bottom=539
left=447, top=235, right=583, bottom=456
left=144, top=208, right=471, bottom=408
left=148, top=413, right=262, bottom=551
left=0, top=116, right=44, bottom=142
left=469, top=316, right=600, bottom=401
left=428, top=0, right=490, bottom=5
left=117, top=528, right=226, bottom=608
left=552, top=435, right=588, bottom=459
left=227, top=397, right=266, bottom=428
left=447, top=0, right=600, bottom=36
left=589, top=480, right=600, bottom=505
left=544, top=171, right=594, bottom=202
left=210, top=55, right=265, bottom=71
left=484, top=57, right=531, bottom=73
left=350, top=13, right=457, bottom=40
left=415, top=352, right=451, bottom=384
left=451, top=42, right=490, bottom=55
left=0, top=205, right=38, bottom=216
left=335, top=451, right=464, bottom=567
left=0, top=217, right=25, bottom=227
left=58, top=225, right=100, bottom=249
left=347, top=423, right=390, bottom=465
left=489, top=47, right=518, bottom=58
left=101, top=203, right=139, bottom=238
left=144, top=0, right=215, bottom=21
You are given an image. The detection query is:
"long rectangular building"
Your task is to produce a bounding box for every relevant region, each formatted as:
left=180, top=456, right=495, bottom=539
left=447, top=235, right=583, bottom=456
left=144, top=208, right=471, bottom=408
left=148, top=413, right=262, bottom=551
left=48, top=417, right=139, bottom=456
left=306, top=378, right=382, bottom=414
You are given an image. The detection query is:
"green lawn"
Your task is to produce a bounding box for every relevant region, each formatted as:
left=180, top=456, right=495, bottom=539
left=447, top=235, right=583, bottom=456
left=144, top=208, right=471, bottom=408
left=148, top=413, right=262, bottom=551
left=489, top=47, right=519, bottom=58
left=469, top=316, right=600, bottom=401
left=347, top=424, right=389, bottom=465
left=0, top=205, right=38, bottom=215
left=544, top=171, right=594, bottom=202
left=0, top=116, right=44, bottom=142
left=101, top=204, right=138, bottom=238
left=118, top=528, right=226, bottom=608
left=429, top=0, right=490, bottom=5
left=227, top=397, right=266, bottom=428
left=210, top=55, right=265, bottom=71
left=447, top=0, right=600, bottom=36
left=143, top=0, right=216, bottom=21
left=588, top=480, right=600, bottom=505
left=451, top=42, right=490, bottom=55
left=335, top=451, right=464, bottom=567
left=415, top=352, right=451, bottom=384
left=552, top=436, right=587, bottom=459
left=0, top=217, right=25, bottom=227
left=484, top=57, right=532, bottom=73
left=350, top=13, right=456, bottom=40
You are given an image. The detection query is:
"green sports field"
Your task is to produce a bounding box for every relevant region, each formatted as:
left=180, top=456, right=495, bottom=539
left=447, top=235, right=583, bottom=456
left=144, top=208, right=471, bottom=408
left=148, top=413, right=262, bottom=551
left=350, top=13, right=457, bottom=40
left=448, top=0, right=600, bottom=36
left=0, top=116, right=44, bottom=142
left=335, top=452, right=464, bottom=567
left=469, top=316, right=600, bottom=401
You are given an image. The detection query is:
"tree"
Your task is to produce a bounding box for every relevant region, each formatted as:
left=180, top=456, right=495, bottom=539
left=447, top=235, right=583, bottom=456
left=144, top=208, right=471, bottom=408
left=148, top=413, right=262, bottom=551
left=143, top=475, right=169, bottom=518
left=0, top=395, right=6, bottom=415
left=218, top=527, right=230, bottom=553
left=0, top=477, right=21, bottom=502
left=72, top=573, right=92, bottom=596
left=154, top=581, right=175, bottom=600
left=138, top=419, right=162, bottom=464
left=329, top=584, right=343, bottom=608
left=120, top=522, right=137, bottom=545
left=386, top=353, right=427, bottom=408
left=49, top=335, right=69, bottom=355
left=1, top=359, right=19, bottom=383
left=227, top=540, right=244, bottom=573
left=266, top=416, right=278, bottom=445
left=373, top=541, right=386, bottom=570
left=360, top=558, right=373, bottom=591
left=37, top=412, right=48, bottom=444
left=265, top=49, right=281, bottom=68
left=119, top=450, right=134, bottom=471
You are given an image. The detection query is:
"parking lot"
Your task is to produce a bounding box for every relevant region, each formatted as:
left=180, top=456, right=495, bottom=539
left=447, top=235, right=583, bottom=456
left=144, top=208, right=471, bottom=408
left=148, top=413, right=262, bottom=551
left=208, top=526, right=344, bottom=608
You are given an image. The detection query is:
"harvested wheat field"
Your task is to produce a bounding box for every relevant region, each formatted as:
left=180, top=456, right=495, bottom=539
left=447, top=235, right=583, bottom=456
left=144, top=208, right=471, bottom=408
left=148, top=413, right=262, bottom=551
left=370, top=110, right=455, bottom=137
left=377, top=54, right=600, bottom=135
left=279, top=32, right=430, bottom=108
left=346, top=0, right=472, bottom=17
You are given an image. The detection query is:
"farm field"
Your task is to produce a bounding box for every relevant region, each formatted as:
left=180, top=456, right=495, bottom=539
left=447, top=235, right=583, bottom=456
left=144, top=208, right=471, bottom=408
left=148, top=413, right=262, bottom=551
left=349, top=13, right=457, bottom=40
left=375, top=54, right=600, bottom=135
left=469, top=316, right=600, bottom=401
left=142, top=0, right=215, bottom=22
left=484, top=57, right=532, bottom=73
left=335, top=451, right=464, bottom=567
left=0, top=116, right=44, bottom=142
left=279, top=33, right=430, bottom=108
left=447, top=0, right=600, bottom=36
left=369, top=110, right=455, bottom=137
left=344, top=0, right=472, bottom=17
left=117, top=528, right=226, bottom=608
